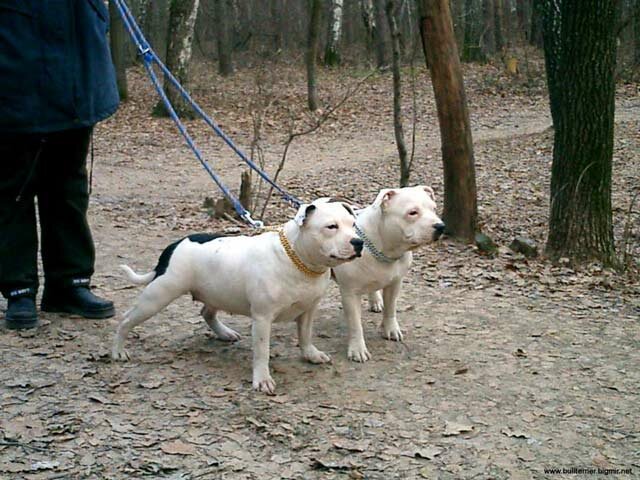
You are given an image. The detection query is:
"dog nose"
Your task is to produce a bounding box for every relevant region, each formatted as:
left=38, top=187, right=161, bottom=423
left=433, top=222, right=445, bottom=239
left=350, top=238, right=364, bottom=254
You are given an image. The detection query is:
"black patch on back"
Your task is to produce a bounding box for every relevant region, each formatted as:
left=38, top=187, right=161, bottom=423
left=153, top=233, right=226, bottom=279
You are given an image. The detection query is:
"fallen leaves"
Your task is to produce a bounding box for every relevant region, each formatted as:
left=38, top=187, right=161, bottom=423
left=160, top=440, right=197, bottom=456
left=443, top=421, right=474, bottom=436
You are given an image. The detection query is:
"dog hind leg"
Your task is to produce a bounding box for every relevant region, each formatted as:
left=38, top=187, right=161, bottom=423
left=201, top=306, right=241, bottom=342
left=368, top=290, right=384, bottom=312
left=112, top=276, right=186, bottom=361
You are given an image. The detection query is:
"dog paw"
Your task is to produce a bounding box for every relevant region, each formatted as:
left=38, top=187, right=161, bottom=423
left=111, top=346, right=130, bottom=361
left=368, top=292, right=384, bottom=313
left=347, top=342, right=371, bottom=363
left=303, top=346, right=331, bottom=364
left=381, top=323, right=403, bottom=342
left=215, top=325, right=242, bottom=342
left=253, top=374, right=276, bottom=395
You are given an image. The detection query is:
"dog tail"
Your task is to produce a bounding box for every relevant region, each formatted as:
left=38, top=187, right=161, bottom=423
left=120, top=265, right=156, bottom=285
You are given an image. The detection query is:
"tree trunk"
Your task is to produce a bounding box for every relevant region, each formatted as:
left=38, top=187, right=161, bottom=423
left=482, top=0, right=496, bottom=56
left=306, top=0, right=322, bottom=111
left=325, top=0, right=344, bottom=66
left=386, top=0, right=410, bottom=186
left=216, top=0, right=234, bottom=76
left=517, top=0, right=531, bottom=40
left=144, top=0, right=170, bottom=63
left=494, top=0, right=505, bottom=51
left=109, top=0, right=128, bottom=101
left=271, top=0, right=284, bottom=52
left=373, top=0, right=390, bottom=68
left=360, top=0, right=377, bottom=61
left=529, top=0, right=544, bottom=47
left=463, top=0, right=485, bottom=61
left=420, top=0, right=478, bottom=241
left=450, top=0, right=466, bottom=52
left=155, top=0, right=200, bottom=118
left=633, top=0, right=640, bottom=65
left=542, top=0, right=618, bottom=265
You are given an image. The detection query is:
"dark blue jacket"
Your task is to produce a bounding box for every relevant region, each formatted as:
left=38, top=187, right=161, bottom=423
left=0, top=0, right=120, bottom=133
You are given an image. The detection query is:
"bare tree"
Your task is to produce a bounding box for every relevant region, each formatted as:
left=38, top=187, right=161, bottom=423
left=542, top=0, right=618, bottom=265
left=144, top=0, right=170, bottom=63
left=386, top=0, right=411, bottom=186
left=420, top=0, right=478, bottom=241
left=463, top=0, right=485, bottom=61
left=482, top=0, right=497, bottom=56
left=373, top=0, right=390, bottom=68
left=216, top=0, right=235, bottom=76
left=325, top=0, right=344, bottom=66
left=307, top=0, right=322, bottom=111
left=109, top=0, right=129, bottom=101
left=155, top=0, right=200, bottom=118
left=360, top=0, right=377, bottom=55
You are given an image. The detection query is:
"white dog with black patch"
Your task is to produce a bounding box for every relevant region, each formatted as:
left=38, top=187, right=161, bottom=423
left=332, top=186, right=445, bottom=362
left=112, top=199, right=363, bottom=394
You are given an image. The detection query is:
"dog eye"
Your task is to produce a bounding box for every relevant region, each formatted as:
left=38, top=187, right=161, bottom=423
left=408, top=210, right=419, bottom=217
left=327, top=224, right=339, bottom=230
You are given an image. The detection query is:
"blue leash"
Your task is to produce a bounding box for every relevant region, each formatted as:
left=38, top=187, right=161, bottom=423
left=112, top=0, right=302, bottom=228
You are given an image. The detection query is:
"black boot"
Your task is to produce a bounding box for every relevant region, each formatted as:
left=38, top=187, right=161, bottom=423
left=41, top=286, right=115, bottom=319
left=6, top=296, right=39, bottom=330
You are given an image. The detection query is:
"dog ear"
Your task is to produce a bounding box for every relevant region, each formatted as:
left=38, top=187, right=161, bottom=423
left=374, top=189, right=398, bottom=211
left=419, top=185, right=435, bottom=201
left=294, top=204, right=317, bottom=227
left=340, top=202, right=356, bottom=217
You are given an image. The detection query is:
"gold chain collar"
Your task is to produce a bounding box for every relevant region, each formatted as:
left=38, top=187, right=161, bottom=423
left=263, top=226, right=326, bottom=277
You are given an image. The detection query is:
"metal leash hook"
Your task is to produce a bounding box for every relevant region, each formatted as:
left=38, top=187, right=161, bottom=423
left=240, top=212, right=264, bottom=229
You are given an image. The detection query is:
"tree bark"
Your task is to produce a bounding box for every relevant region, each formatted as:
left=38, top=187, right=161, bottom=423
left=633, top=0, right=640, bottom=64
left=306, top=0, right=322, bottom=111
left=360, top=0, right=377, bottom=62
left=325, top=0, right=344, bottom=66
left=386, top=0, right=410, bottom=186
left=529, top=0, right=544, bottom=47
left=482, top=0, right=496, bottom=56
left=155, top=0, right=200, bottom=118
left=373, top=0, right=390, bottom=68
left=216, top=0, right=234, bottom=76
left=450, top=0, right=466, bottom=52
left=144, top=0, right=170, bottom=63
left=542, top=0, right=618, bottom=265
left=420, top=0, right=478, bottom=241
left=109, top=0, right=128, bottom=101
left=463, top=0, right=485, bottom=61
left=494, top=0, right=505, bottom=51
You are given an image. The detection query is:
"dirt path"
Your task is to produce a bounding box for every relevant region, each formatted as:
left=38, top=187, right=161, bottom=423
left=1, top=71, right=639, bottom=479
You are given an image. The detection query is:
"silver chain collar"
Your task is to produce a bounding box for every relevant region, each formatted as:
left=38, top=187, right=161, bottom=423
left=354, top=224, right=401, bottom=264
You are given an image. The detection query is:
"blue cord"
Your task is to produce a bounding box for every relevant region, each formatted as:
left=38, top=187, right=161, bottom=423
left=112, top=0, right=302, bottom=227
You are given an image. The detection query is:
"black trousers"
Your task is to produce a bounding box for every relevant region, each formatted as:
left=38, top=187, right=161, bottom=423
left=0, top=127, right=95, bottom=299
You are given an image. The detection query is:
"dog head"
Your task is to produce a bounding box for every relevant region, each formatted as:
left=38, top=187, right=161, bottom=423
left=293, top=198, right=363, bottom=267
left=374, top=185, right=445, bottom=250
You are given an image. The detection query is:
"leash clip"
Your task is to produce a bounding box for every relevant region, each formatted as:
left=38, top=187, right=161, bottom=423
left=241, top=212, right=264, bottom=229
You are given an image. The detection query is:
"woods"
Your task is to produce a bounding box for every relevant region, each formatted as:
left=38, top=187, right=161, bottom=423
left=107, top=0, right=640, bottom=265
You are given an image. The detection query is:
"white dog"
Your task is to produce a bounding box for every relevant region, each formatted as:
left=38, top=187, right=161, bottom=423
left=332, top=186, right=444, bottom=362
left=112, top=199, right=363, bottom=394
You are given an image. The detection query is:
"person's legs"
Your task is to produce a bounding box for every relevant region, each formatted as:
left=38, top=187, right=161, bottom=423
left=37, top=127, right=114, bottom=318
left=0, top=134, right=43, bottom=329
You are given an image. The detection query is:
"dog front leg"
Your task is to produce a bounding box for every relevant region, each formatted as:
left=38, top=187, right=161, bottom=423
left=381, top=278, right=403, bottom=341
left=297, top=307, right=331, bottom=364
left=251, top=315, right=276, bottom=395
left=341, top=289, right=370, bottom=362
